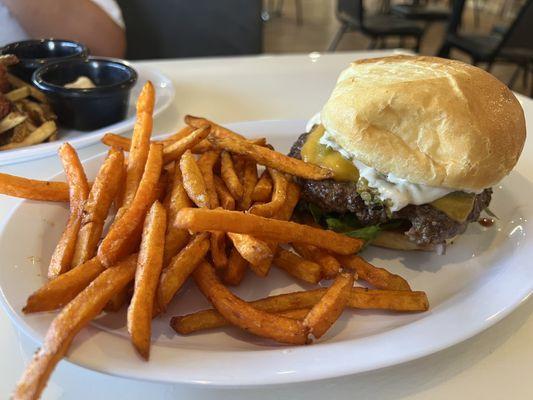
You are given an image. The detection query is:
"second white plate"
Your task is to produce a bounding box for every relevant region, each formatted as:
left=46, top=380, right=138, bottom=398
left=0, top=119, right=532, bottom=386
left=0, top=64, right=174, bottom=166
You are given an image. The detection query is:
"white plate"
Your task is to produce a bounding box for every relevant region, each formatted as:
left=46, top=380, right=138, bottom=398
left=0, top=65, right=174, bottom=166
left=0, top=119, right=531, bottom=386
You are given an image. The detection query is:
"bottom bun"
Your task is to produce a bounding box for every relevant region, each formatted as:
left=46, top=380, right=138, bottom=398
left=371, top=231, right=455, bottom=254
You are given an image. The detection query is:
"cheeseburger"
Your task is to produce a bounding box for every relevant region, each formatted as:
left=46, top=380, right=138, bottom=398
left=290, top=56, right=526, bottom=252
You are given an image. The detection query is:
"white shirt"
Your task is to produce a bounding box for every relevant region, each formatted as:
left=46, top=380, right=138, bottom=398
left=0, top=0, right=124, bottom=47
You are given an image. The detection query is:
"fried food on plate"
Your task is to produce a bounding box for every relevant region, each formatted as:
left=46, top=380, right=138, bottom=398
left=208, top=134, right=333, bottom=180
left=251, top=169, right=273, bottom=202
left=223, top=246, right=248, bottom=286
left=162, top=167, right=192, bottom=265
left=303, top=273, right=353, bottom=339
left=179, top=149, right=210, bottom=209
left=220, top=151, right=243, bottom=200
left=128, top=201, right=166, bottom=359
left=122, top=81, right=155, bottom=208
left=292, top=242, right=340, bottom=279
left=171, top=287, right=429, bottom=334
left=156, top=232, right=210, bottom=313
left=13, top=255, right=138, bottom=400
left=48, top=143, right=90, bottom=279
left=273, top=248, right=322, bottom=284
left=193, top=260, right=309, bottom=345
left=175, top=208, right=363, bottom=255
left=98, top=143, right=163, bottom=267
left=0, top=173, right=69, bottom=202
left=72, top=147, right=124, bottom=266
left=227, top=232, right=273, bottom=277
left=249, top=168, right=287, bottom=217
left=337, top=254, right=411, bottom=291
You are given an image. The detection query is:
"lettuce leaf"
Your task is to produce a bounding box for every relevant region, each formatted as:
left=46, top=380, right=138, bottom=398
left=300, top=202, right=404, bottom=244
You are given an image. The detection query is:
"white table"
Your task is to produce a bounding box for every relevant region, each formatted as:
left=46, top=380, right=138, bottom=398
left=1, top=50, right=532, bottom=399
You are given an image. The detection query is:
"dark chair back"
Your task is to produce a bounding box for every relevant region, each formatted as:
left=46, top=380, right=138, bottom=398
left=336, top=0, right=364, bottom=26
left=497, top=0, right=533, bottom=53
left=445, top=0, right=467, bottom=34
left=116, top=0, right=263, bottom=60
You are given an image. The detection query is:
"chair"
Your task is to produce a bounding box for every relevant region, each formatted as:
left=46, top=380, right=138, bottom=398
left=438, top=0, right=532, bottom=65
left=437, top=0, right=497, bottom=64
left=391, top=1, right=451, bottom=26
left=116, top=0, right=263, bottom=59
left=329, top=0, right=425, bottom=52
left=264, top=0, right=303, bottom=25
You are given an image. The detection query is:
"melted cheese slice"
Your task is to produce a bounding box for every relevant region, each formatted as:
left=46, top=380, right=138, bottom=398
left=301, top=125, right=359, bottom=182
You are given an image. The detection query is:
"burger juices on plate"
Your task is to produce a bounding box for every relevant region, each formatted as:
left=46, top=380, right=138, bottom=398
left=290, top=56, right=526, bottom=253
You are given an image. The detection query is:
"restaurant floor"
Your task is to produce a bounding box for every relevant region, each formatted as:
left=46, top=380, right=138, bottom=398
left=263, top=0, right=530, bottom=97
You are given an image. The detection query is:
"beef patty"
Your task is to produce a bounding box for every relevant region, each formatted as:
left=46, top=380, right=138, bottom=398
left=289, top=132, right=492, bottom=246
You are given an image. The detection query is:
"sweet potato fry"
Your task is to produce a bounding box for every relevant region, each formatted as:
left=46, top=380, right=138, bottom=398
left=160, top=126, right=195, bottom=145
left=123, top=81, right=155, bottom=208
left=48, top=143, right=90, bottom=279
left=13, top=255, right=138, bottom=400
left=210, top=231, right=228, bottom=270
left=273, top=248, right=322, bottom=284
left=208, top=134, right=333, bottom=180
left=337, top=255, right=411, bottom=291
left=185, top=115, right=266, bottom=147
left=292, top=243, right=340, bottom=279
left=179, top=149, right=210, bottom=209
left=238, top=158, right=258, bottom=210
left=101, top=133, right=131, bottom=151
left=213, top=175, right=235, bottom=210
left=249, top=168, right=287, bottom=217
left=163, top=168, right=191, bottom=265
left=193, top=261, right=308, bottom=344
left=273, top=181, right=301, bottom=221
left=128, top=202, right=166, bottom=359
left=72, top=147, right=124, bottom=267
left=279, top=308, right=311, bottom=320
left=171, top=287, right=429, bottom=334
left=175, top=208, right=363, bottom=255
left=190, top=139, right=213, bottom=154
left=0, top=173, right=69, bottom=202
left=163, top=127, right=210, bottom=164
left=197, top=150, right=227, bottom=269
left=104, top=284, right=132, bottom=312
left=197, top=150, right=220, bottom=208
left=98, top=143, right=163, bottom=267
left=23, top=257, right=104, bottom=313
left=156, top=233, right=210, bottom=312
left=223, top=246, right=248, bottom=286
left=220, top=151, right=243, bottom=200
left=251, top=170, right=273, bottom=202
left=101, top=127, right=194, bottom=153
left=303, top=273, right=354, bottom=339
left=227, top=233, right=273, bottom=277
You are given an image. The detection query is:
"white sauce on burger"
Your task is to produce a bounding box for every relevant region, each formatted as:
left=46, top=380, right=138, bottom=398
left=306, top=112, right=455, bottom=211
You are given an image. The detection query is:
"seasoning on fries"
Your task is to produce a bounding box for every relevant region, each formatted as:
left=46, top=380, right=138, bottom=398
left=48, top=143, right=90, bottom=279
left=171, top=288, right=429, bottom=334
left=175, top=208, right=364, bottom=255
left=0, top=173, right=69, bottom=202
left=4, top=92, right=429, bottom=397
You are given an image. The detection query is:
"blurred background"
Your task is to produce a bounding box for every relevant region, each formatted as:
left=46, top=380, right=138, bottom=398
left=1, top=0, right=531, bottom=97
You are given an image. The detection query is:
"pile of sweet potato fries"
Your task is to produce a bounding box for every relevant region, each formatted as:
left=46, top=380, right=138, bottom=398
left=0, top=82, right=428, bottom=400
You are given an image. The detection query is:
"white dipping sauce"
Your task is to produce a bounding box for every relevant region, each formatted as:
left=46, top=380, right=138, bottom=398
left=306, top=113, right=454, bottom=211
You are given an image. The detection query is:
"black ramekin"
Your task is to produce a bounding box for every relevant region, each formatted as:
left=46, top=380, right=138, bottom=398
left=0, top=39, right=89, bottom=82
left=32, top=57, right=138, bottom=131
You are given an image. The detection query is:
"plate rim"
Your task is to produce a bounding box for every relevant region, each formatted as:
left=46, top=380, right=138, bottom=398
left=1, top=119, right=532, bottom=386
